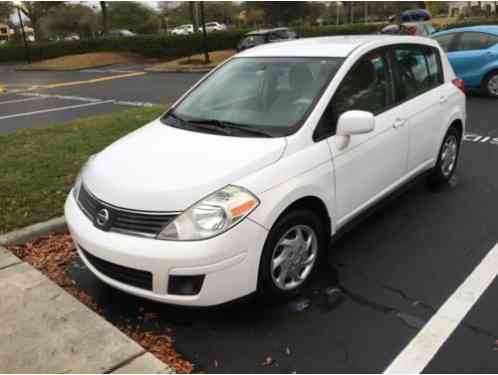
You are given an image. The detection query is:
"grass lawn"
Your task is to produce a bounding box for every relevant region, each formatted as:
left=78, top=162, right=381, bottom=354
left=17, top=52, right=146, bottom=71
left=0, top=106, right=166, bottom=234
left=150, top=49, right=236, bottom=72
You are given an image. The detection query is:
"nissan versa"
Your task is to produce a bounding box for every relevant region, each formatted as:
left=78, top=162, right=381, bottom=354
left=66, top=35, right=466, bottom=306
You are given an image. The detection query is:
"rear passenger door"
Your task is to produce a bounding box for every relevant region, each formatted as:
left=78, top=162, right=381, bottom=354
left=391, top=44, right=446, bottom=172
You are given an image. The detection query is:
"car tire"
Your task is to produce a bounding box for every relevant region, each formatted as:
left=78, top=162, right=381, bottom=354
left=429, top=126, right=461, bottom=185
left=257, top=208, right=328, bottom=301
left=482, top=70, right=498, bottom=98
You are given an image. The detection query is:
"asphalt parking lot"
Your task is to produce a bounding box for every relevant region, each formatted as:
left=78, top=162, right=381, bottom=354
left=2, top=68, right=497, bottom=372
left=0, top=66, right=202, bottom=133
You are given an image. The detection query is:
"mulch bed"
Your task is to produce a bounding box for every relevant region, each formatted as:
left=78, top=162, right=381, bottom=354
left=7, top=232, right=194, bottom=373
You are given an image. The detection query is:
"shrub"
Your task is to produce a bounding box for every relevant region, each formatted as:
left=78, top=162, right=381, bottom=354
left=440, top=18, right=498, bottom=31
left=0, top=23, right=385, bottom=63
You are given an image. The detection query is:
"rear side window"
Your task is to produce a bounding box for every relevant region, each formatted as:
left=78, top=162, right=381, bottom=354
left=315, top=50, right=394, bottom=140
left=433, top=33, right=456, bottom=52
left=454, top=32, right=495, bottom=51
left=393, top=45, right=443, bottom=101
left=425, top=47, right=444, bottom=87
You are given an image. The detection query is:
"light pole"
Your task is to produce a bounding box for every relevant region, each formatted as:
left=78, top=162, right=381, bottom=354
left=13, top=1, right=30, bottom=64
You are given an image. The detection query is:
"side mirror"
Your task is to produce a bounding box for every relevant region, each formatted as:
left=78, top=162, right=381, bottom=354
left=335, top=110, right=375, bottom=149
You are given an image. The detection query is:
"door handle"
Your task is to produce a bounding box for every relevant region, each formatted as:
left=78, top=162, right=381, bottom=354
left=393, top=118, right=406, bottom=129
left=439, top=95, right=448, bottom=103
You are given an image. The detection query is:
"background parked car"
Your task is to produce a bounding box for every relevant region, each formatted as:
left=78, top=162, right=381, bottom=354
left=237, top=27, right=297, bottom=51
left=108, top=29, right=136, bottom=37
left=199, top=22, right=227, bottom=32
left=432, top=26, right=498, bottom=97
left=171, top=24, right=194, bottom=35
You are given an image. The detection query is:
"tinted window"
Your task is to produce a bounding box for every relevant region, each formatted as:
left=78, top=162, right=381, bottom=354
left=455, top=32, right=494, bottom=51
left=315, top=51, right=394, bottom=140
left=241, top=35, right=265, bottom=47
left=433, top=33, right=456, bottom=52
left=275, top=30, right=290, bottom=39
left=425, top=47, right=444, bottom=87
left=394, top=46, right=436, bottom=100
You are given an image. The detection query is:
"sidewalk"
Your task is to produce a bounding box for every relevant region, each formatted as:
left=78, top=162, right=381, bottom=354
left=0, top=246, right=173, bottom=373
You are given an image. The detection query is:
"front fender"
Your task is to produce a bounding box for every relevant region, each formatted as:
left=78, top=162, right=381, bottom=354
left=248, top=161, right=336, bottom=235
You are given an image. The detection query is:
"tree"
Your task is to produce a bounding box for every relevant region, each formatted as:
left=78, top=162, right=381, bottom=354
left=0, top=2, right=13, bottom=23
left=246, top=2, right=310, bottom=26
left=424, top=2, right=449, bottom=17
left=108, top=1, right=159, bottom=34
left=19, top=1, right=62, bottom=41
left=44, top=3, right=98, bottom=39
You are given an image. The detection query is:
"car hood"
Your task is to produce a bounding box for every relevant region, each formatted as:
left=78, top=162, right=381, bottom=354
left=83, top=120, right=287, bottom=211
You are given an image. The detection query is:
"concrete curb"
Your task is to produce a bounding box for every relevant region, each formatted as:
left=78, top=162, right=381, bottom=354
left=0, top=216, right=66, bottom=246
left=0, top=246, right=173, bottom=373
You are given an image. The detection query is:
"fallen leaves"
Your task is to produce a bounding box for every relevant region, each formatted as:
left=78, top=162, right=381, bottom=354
left=262, top=356, right=275, bottom=367
left=7, top=232, right=194, bottom=373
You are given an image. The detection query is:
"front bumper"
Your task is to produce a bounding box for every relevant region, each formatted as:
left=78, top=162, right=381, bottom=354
left=64, top=194, right=268, bottom=306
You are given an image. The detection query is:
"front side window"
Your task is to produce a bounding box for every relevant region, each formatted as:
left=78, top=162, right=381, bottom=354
left=164, top=57, right=344, bottom=137
left=315, top=50, right=394, bottom=140
left=455, top=32, right=494, bottom=51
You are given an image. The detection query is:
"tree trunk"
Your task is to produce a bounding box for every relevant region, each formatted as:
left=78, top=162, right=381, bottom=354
left=189, top=2, right=198, bottom=31
left=199, top=1, right=210, bottom=64
left=100, top=1, right=108, bottom=36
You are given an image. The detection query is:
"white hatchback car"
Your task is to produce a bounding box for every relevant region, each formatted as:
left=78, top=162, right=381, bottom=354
left=66, top=36, right=466, bottom=306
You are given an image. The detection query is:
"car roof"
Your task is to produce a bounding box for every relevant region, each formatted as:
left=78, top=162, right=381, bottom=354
left=237, top=35, right=438, bottom=58
left=433, top=25, right=498, bottom=36
left=246, top=27, right=289, bottom=36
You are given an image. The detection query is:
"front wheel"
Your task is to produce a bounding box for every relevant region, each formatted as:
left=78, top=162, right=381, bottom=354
left=257, top=208, right=328, bottom=300
left=429, top=127, right=461, bottom=185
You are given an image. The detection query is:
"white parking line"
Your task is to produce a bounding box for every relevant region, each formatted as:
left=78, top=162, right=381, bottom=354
left=384, top=243, right=498, bottom=374
left=18, top=92, right=159, bottom=107
left=0, top=96, right=48, bottom=105
left=0, top=100, right=114, bottom=121
left=464, top=133, right=498, bottom=145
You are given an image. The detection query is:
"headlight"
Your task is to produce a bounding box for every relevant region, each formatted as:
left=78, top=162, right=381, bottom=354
left=72, top=155, right=95, bottom=200
left=158, top=185, right=259, bottom=241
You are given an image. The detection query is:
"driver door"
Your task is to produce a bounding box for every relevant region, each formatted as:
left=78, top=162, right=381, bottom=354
left=318, top=49, right=409, bottom=226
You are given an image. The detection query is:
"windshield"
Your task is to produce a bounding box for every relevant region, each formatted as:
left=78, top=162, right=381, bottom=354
left=163, top=57, right=344, bottom=137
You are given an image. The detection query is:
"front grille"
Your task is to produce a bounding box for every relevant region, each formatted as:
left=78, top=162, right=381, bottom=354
left=81, top=247, right=153, bottom=290
left=77, top=185, right=177, bottom=238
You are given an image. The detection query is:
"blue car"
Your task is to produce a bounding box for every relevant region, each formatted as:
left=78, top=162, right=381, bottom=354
left=432, top=26, right=498, bottom=97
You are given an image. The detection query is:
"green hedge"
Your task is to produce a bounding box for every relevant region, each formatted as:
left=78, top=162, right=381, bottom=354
left=296, top=22, right=385, bottom=37
left=440, top=18, right=498, bottom=31
left=0, top=24, right=385, bottom=63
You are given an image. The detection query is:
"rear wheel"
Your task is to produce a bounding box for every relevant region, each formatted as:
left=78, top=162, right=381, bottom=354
left=429, top=126, right=461, bottom=185
left=483, top=70, right=498, bottom=98
left=257, top=208, right=327, bottom=300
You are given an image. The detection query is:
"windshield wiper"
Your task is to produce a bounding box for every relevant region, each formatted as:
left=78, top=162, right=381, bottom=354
left=188, top=118, right=233, bottom=135
left=219, top=121, right=274, bottom=138
left=166, top=114, right=274, bottom=137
